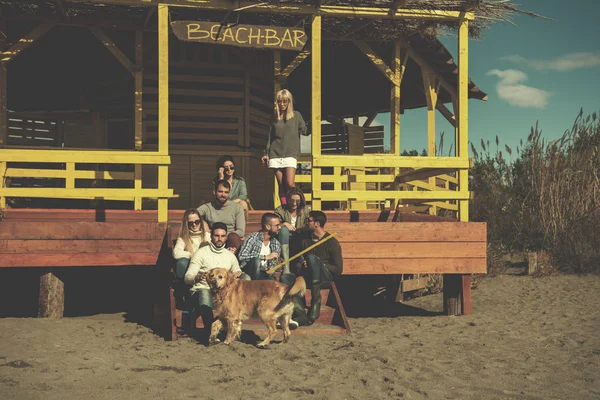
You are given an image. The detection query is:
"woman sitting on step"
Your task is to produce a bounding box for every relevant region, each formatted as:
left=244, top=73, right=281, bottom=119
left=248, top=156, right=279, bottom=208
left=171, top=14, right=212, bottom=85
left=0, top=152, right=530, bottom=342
left=213, top=155, right=249, bottom=218
left=275, top=187, right=311, bottom=275
left=172, top=208, right=210, bottom=334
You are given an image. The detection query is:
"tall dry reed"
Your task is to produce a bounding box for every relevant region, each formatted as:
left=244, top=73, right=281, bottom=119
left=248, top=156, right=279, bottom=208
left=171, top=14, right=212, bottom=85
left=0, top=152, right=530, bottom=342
left=469, top=109, right=600, bottom=273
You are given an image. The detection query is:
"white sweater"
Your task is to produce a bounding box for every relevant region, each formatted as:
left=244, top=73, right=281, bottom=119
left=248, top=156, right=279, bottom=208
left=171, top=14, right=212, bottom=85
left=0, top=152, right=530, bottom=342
left=184, top=242, right=242, bottom=292
left=172, top=231, right=211, bottom=259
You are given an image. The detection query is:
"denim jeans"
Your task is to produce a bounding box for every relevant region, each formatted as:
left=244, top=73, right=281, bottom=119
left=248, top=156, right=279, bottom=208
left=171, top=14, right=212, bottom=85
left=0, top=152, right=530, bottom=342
left=243, top=257, right=275, bottom=281
left=280, top=254, right=333, bottom=289
left=174, top=258, right=191, bottom=280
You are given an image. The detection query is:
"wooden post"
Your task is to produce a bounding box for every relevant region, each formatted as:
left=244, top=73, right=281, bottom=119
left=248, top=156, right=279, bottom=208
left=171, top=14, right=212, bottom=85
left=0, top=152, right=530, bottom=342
left=311, top=15, right=322, bottom=211
left=461, top=275, right=472, bottom=315
left=390, top=41, right=401, bottom=158
left=422, top=69, right=439, bottom=215
left=390, top=42, right=401, bottom=209
left=134, top=30, right=143, bottom=210
left=0, top=63, right=6, bottom=148
left=457, top=17, right=469, bottom=222
left=38, top=270, right=65, bottom=318
left=157, top=4, right=169, bottom=222
left=0, top=161, right=6, bottom=208
left=65, top=162, right=75, bottom=189
left=443, top=274, right=462, bottom=316
left=273, top=51, right=282, bottom=209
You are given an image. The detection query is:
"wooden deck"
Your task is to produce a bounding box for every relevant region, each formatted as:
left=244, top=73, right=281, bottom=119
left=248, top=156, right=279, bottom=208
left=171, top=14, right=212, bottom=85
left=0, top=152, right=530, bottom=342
left=0, top=208, right=486, bottom=338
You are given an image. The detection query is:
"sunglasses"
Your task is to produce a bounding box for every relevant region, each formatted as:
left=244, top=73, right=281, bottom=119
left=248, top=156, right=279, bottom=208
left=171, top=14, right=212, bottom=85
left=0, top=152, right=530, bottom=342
left=188, top=219, right=201, bottom=227
left=289, top=199, right=301, bottom=203
left=277, top=99, right=290, bottom=104
left=223, top=166, right=235, bottom=171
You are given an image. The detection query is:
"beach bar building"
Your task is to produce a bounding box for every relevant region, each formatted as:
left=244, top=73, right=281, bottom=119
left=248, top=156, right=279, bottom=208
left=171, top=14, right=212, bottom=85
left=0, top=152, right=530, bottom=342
left=0, top=0, right=518, bottom=336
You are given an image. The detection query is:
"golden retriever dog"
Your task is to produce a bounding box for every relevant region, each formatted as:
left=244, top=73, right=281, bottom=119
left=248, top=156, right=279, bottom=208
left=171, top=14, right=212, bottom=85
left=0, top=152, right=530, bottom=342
left=204, top=268, right=306, bottom=347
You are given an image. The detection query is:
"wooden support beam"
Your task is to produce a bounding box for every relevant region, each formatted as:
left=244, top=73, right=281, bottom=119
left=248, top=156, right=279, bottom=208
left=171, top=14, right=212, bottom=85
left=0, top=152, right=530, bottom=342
left=0, top=63, right=6, bottom=147
left=63, top=1, right=474, bottom=21
left=134, top=29, right=143, bottom=210
left=407, top=44, right=457, bottom=100
left=0, top=22, right=54, bottom=63
left=422, top=68, right=440, bottom=214
left=157, top=4, right=169, bottom=222
left=278, top=45, right=310, bottom=80
left=458, top=18, right=469, bottom=222
left=362, top=112, right=378, bottom=128
left=311, top=15, right=322, bottom=211
left=89, top=27, right=136, bottom=74
left=436, top=102, right=456, bottom=128
left=0, top=161, right=6, bottom=208
left=355, top=41, right=398, bottom=86
left=39, top=270, right=65, bottom=318
left=390, top=42, right=401, bottom=157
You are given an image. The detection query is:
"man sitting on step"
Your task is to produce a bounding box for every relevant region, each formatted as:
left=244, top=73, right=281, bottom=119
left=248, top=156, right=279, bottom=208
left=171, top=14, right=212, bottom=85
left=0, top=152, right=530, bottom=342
left=238, top=212, right=282, bottom=281
left=280, top=210, right=343, bottom=326
left=184, top=222, right=250, bottom=334
left=197, top=180, right=245, bottom=255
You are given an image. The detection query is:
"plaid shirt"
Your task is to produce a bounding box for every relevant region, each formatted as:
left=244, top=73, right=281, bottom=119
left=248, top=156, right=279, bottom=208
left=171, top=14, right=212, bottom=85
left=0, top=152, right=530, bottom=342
left=238, top=231, right=281, bottom=269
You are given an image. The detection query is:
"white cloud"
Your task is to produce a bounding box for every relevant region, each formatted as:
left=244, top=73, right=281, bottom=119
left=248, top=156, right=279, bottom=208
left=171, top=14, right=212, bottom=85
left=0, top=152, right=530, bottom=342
left=502, top=52, right=600, bottom=71
left=487, top=69, right=550, bottom=109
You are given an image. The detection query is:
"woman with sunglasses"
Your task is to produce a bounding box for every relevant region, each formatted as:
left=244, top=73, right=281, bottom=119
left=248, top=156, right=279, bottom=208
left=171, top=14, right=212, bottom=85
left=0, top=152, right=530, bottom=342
left=173, top=208, right=210, bottom=280
left=275, top=187, right=310, bottom=275
left=172, top=208, right=210, bottom=335
left=261, top=89, right=309, bottom=206
left=213, top=155, right=248, bottom=217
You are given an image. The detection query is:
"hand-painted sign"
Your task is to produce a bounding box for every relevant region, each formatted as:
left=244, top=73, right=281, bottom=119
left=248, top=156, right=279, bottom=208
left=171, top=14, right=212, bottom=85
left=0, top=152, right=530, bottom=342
left=171, top=21, right=307, bottom=51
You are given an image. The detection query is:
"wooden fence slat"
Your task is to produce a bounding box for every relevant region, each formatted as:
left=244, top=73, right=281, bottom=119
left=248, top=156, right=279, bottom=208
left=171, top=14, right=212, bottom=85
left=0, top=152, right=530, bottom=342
left=0, top=221, right=167, bottom=240
left=0, top=239, right=163, bottom=254
left=0, top=253, right=161, bottom=267
left=343, top=258, right=486, bottom=275
left=341, top=242, right=486, bottom=258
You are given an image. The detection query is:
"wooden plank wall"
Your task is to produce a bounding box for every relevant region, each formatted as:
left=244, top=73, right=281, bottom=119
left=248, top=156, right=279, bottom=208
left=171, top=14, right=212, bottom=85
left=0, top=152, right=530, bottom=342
left=141, top=40, right=274, bottom=210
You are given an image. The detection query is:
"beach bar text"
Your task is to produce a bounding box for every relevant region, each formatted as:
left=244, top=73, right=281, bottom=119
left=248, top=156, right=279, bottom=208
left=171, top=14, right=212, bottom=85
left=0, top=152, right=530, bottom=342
left=171, top=21, right=307, bottom=51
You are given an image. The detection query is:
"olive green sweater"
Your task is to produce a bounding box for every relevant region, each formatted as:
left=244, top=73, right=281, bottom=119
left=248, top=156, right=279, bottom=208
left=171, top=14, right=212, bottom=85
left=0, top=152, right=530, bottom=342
left=265, top=111, right=309, bottom=159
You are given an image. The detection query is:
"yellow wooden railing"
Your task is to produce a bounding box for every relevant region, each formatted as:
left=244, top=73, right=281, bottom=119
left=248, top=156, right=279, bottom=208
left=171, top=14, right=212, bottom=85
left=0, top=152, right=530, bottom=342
left=273, top=154, right=464, bottom=213
left=0, top=149, right=175, bottom=217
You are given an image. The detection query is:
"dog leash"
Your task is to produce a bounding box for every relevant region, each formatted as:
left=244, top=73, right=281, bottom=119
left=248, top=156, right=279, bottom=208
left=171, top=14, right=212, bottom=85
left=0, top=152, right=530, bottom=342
left=266, top=233, right=338, bottom=275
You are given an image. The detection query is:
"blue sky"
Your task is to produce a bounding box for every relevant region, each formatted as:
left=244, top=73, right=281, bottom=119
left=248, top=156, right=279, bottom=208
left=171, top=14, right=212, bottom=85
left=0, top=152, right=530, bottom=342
left=371, top=0, right=600, bottom=157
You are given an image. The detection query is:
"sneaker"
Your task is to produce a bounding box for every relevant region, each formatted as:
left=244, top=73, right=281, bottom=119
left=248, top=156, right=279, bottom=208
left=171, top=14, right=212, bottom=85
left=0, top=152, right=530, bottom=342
left=289, top=319, right=299, bottom=330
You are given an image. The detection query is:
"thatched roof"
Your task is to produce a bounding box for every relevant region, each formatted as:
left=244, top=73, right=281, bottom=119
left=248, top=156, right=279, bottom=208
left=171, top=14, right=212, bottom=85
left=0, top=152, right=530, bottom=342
left=0, top=1, right=542, bottom=41
left=0, top=0, right=541, bottom=115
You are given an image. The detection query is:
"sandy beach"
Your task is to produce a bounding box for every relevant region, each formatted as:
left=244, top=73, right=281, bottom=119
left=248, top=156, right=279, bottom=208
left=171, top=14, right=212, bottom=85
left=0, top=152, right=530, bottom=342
left=1, top=274, right=599, bottom=400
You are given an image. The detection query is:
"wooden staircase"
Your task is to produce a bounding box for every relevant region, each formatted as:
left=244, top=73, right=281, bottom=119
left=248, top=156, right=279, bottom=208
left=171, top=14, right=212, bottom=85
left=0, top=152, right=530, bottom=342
left=169, top=283, right=350, bottom=341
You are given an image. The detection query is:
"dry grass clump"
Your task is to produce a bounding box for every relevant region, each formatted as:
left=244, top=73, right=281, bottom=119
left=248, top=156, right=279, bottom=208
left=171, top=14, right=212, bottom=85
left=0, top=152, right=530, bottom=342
left=470, top=109, right=600, bottom=274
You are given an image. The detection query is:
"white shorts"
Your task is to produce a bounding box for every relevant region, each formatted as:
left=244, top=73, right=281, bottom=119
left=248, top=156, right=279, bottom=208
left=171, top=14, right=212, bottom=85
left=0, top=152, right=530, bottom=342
left=268, top=157, right=297, bottom=169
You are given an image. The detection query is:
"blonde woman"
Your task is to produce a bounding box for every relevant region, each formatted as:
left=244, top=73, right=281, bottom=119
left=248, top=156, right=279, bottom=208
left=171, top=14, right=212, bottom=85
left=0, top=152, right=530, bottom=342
left=261, top=89, right=309, bottom=205
left=173, top=208, right=210, bottom=335
left=173, top=208, right=210, bottom=280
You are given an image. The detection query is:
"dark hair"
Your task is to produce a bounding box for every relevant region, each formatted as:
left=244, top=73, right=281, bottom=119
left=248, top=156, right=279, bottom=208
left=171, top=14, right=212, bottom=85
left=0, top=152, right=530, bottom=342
left=261, top=212, right=280, bottom=231
left=214, top=179, right=231, bottom=191
left=216, top=155, right=237, bottom=178
left=285, top=187, right=306, bottom=213
left=211, top=222, right=228, bottom=233
left=309, top=210, right=327, bottom=228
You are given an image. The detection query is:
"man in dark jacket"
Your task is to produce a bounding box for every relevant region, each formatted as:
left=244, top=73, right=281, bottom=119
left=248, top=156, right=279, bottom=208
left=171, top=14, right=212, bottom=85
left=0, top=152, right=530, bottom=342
left=281, top=210, right=343, bottom=325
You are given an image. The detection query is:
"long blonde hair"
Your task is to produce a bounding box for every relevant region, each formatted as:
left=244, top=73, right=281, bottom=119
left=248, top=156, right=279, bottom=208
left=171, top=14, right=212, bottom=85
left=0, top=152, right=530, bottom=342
left=180, top=208, right=208, bottom=253
left=275, top=89, right=295, bottom=121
